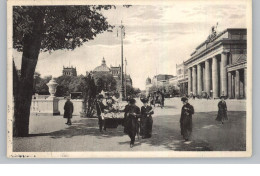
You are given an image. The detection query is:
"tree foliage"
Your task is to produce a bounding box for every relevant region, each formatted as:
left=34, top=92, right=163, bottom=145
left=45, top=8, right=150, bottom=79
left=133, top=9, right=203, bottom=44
left=13, top=6, right=116, bottom=52
left=126, top=85, right=141, bottom=97
left=12, top=5, right=123, bottom=137
left=93, top=72, right=117, bottom=93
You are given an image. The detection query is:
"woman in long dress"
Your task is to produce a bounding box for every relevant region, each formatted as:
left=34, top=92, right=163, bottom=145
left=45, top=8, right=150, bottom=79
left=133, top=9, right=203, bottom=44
left=216, top=96, right=228, bottom=124
left=124, top=99, right=141, bottom=148
left=140, top=98, right=154, bottom=139
left=180, top=97, right=194, bottom=141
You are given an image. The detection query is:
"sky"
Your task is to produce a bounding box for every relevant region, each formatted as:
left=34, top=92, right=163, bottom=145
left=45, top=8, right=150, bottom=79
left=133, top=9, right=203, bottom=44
left=13, top=1, right=248, bottom=90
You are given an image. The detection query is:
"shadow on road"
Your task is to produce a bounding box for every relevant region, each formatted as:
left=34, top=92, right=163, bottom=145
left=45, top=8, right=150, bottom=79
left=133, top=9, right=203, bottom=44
left=26, top=111, right=246, bottom=151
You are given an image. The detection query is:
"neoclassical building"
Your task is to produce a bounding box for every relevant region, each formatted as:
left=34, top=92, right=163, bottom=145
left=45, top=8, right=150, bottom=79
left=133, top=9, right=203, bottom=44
left=92, top=57, right=132, bottom=92
left=184, top=28, right=247, bottom=99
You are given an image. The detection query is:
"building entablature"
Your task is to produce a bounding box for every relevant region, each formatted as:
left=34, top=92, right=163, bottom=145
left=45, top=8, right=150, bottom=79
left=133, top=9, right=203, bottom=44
left=184, top=28, right=247, bottom=68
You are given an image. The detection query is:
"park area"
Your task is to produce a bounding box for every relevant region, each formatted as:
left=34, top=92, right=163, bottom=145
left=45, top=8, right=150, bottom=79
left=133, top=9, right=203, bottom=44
left=13, top=98, right=246, bottom=152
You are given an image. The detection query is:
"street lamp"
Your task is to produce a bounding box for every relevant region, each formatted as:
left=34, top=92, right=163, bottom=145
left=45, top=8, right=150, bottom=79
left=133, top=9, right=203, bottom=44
left=117, top=20, right=126, bottom=100
left=125, top=57, right=127, bottom=98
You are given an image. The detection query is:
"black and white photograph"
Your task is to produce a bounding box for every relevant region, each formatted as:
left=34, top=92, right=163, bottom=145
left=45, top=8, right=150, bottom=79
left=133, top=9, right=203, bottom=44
left=7, top=0, right=252, bottom=158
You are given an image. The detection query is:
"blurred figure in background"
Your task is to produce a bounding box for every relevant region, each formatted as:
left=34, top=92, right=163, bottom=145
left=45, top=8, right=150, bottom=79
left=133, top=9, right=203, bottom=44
left=64, top=96, right=74, bottom=125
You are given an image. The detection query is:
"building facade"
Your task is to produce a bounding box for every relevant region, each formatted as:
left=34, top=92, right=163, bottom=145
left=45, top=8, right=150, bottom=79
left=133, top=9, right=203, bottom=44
left=63, top=66, right=77, bottom=76
left=184, top=28, right=247, bottom=99
left=176, top=62, right=188, bottom=96
left=145, top=74, right=175, bottom=96
left=92, top=57, right=132, bottom=92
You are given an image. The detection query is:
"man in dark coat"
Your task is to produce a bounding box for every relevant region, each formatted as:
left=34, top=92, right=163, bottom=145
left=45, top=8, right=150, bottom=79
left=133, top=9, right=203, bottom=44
left=96, top=94, right=106, bottom=132
left=216, top=96, right=228, bottom=124
left=64, top=97, right=74, bottom=125
left=180, top=97, right=194, bottom=141
left=123, top=98, right=131, bottom=133
left=124, top=98, right=141, bottom=148
left=140, top=98, right=154, bottom=139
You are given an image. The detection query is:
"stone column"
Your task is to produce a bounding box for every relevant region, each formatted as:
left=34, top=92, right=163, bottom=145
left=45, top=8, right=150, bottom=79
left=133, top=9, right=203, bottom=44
left=228, top=72, right=232, bottom=98
left=202, top=65, right=205, bottom=91
left=197, top=64, right=202, bottom=96
left=205, top=59, right=210, bottom=96
left=192, top=66, right=197, bottom=95
left=212, top=56, right=219, bottom=98
left=188, top=67, right=192, bottom=95
left=235, top=70, right=240, bottom=99
left=244, top=68, right=247, bottom=99
left=221, top=52, right=228, bottom=96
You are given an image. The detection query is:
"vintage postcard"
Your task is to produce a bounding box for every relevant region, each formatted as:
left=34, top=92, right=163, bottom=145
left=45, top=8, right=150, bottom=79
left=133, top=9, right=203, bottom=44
left=7, top=0, right=252, bottom=158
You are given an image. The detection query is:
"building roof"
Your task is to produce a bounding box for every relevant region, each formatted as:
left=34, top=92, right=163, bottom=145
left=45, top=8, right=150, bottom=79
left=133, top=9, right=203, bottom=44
left=93, top=57, right=110, bottom=72
left=184, top=28, right=247, bottom=65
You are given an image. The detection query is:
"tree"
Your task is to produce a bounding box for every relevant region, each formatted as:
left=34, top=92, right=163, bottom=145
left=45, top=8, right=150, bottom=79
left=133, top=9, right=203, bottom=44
left=80, top=74, right=97, bottom=118
left=13, top=6, right=119, bottom=137
left=126, top=85, right=141, bottom=98
left=93, top=72, right=117, bottom=93
left=34, top=75, right=52, bottom=94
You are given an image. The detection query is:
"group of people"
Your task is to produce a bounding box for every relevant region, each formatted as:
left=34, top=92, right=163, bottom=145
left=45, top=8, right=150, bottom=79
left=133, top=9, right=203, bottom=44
left=148, top=90, right=165, bottom=108
left=96, top=94, right=154, bottom=148
left=63, top=92, right=228, bottom=148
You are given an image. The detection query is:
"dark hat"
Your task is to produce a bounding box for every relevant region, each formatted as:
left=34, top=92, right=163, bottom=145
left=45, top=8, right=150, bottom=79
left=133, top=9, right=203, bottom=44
left=129, top=98, right=136, bottom=104
left=181, top=97, right=188, bottom=102
left=141, top=98, right=149, bottom=103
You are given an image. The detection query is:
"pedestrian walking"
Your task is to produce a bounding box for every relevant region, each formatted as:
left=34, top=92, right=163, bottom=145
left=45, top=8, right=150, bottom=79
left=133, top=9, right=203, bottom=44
left=64, top=96, right=74, bottom=125
left=216, top=96, right=228, bottom=124
left=180, top=97, right=194, bottom=141
left=124, top=98, right=141, bottom=148
left=96, top=94, right=106, bottom=132
left=140, top=98, right=154, bottom=139
left=122, top=97, right=131, bottom=133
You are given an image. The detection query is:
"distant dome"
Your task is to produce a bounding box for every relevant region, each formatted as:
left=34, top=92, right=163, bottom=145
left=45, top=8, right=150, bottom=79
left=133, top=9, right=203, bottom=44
left=93, top=57, right=110, bottom=72
left=146, top=77, right=151, bottom=85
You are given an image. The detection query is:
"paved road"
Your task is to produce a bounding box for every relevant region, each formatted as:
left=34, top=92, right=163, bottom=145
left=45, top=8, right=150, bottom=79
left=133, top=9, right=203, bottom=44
left=13, top=98, right=246, bottom=152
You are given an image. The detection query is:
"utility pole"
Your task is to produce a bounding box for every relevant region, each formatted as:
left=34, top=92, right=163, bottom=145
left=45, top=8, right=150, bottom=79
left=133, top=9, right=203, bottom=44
left=117, top=20, right=125, bottom=100
left=125, top=57, right=127, bottom=98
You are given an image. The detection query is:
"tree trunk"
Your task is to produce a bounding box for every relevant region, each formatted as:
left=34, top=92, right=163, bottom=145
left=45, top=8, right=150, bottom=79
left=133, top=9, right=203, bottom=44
left=13, top=10, right=45, bottom=137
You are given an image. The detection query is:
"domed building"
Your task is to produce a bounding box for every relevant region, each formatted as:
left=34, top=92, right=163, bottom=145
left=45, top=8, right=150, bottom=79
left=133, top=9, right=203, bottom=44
left=91, top=57, right=133, bottom=93
left=93, top=57, right=110, bottom=73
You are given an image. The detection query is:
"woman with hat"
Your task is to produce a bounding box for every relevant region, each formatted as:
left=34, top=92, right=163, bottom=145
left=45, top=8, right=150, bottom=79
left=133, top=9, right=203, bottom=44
left=216, top=96, right=228, bottom=124
left=140, top=98, right=154, bottom=139
left=180, top=97, right=194, bottom=141
left=124, top=98, right=141, bottom=148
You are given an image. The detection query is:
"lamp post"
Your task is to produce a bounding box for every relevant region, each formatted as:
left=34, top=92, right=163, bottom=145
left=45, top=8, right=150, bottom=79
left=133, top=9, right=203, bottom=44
left=117, top=20, right=125, bottom=100
left=125, top=57, right=127, bottom=98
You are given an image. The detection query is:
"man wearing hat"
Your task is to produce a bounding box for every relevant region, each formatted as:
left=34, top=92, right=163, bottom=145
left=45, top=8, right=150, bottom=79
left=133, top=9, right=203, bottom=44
left=96, top=94, right=106, bottom=132
left=64, top=96, right=74, bottom=125
left=124, top=98, right=141, bottom=148
left=140, top=98, right=154, bottom=139
left=180, top=97, right=194, bottom=141
left=216, top=95, right=228, bottom=124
